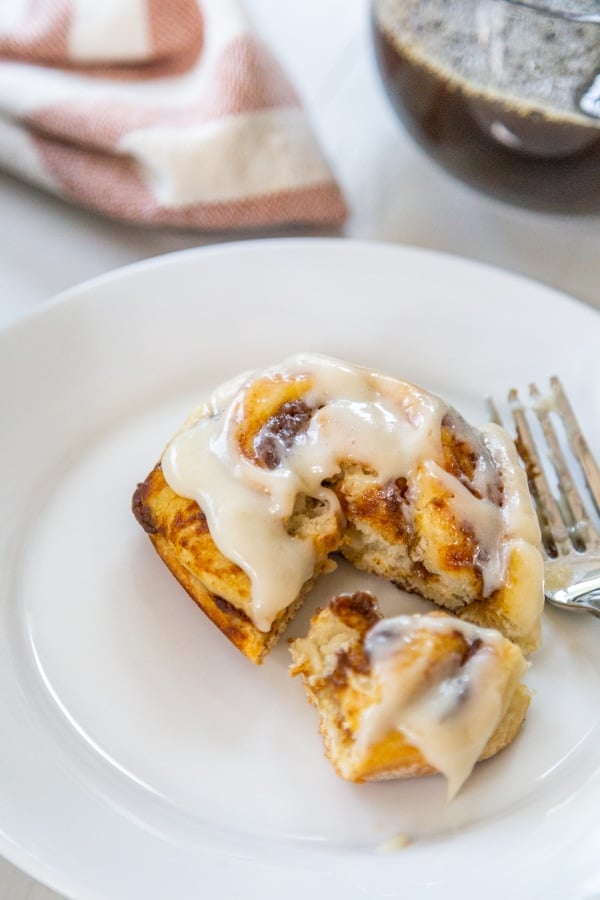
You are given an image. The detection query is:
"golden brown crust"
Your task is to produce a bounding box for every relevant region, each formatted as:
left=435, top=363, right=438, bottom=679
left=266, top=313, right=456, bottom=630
left=335, top=684, right=530, bottom=782
left=132, top=464, right=338, bottom=664
left=133, top=465, right=253, bottom=605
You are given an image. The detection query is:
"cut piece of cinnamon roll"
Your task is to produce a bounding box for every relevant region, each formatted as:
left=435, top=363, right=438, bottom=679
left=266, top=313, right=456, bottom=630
left=289, top=592, right=530, bottom=797
left=132, top=354, right=543, bottom=663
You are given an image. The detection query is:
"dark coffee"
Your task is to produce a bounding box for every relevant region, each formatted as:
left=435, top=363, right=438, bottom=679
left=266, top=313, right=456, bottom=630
left=372, top=0, right=600, bottom=213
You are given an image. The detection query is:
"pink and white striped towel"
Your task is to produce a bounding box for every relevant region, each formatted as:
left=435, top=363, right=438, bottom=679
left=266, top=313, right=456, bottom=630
left=0, top=0, right=347, bottom=230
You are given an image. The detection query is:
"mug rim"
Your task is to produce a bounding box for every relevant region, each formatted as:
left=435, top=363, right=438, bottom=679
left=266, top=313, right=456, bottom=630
left=501, top=0, right=600, bottom=24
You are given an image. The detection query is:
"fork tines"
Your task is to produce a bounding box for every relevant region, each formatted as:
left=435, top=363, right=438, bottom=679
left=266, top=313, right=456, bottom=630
left=488, top=377, right=600, bottom=559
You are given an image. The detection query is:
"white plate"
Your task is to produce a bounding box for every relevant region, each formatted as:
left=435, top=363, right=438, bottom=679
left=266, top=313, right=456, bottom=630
left=2, top=239, right=600, bottom=900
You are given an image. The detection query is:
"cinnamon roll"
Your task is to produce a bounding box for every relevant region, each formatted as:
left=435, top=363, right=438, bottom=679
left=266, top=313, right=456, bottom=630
left=132, top=354, right=543, bottom=662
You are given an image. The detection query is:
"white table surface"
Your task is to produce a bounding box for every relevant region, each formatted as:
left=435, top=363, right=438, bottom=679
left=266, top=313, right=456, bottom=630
left=2, top=1, right=600, bottom=897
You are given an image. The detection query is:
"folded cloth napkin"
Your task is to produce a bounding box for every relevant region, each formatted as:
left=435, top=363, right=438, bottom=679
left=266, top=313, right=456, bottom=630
left=0, top=0, right=347, bottom=230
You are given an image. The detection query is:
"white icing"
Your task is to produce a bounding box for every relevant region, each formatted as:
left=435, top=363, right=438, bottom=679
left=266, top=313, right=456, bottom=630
left=423, top=459, right=505, bottom=595
left=161, top=354, right=514, bottom=632
left=360, top=614, right=524, bottom=797
left=480, top=422, right=541, bottom=546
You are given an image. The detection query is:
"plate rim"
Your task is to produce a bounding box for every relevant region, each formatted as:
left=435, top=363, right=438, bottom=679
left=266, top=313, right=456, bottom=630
left=2, top=236, right=598, bottom=343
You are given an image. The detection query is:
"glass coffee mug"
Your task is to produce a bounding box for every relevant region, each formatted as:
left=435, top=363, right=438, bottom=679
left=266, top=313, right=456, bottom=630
left=371, top=0, right=600, bottom=212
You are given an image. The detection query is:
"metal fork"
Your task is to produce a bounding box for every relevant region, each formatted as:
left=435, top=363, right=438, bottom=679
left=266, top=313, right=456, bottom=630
left=488, top=377, right=600, bottom=618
